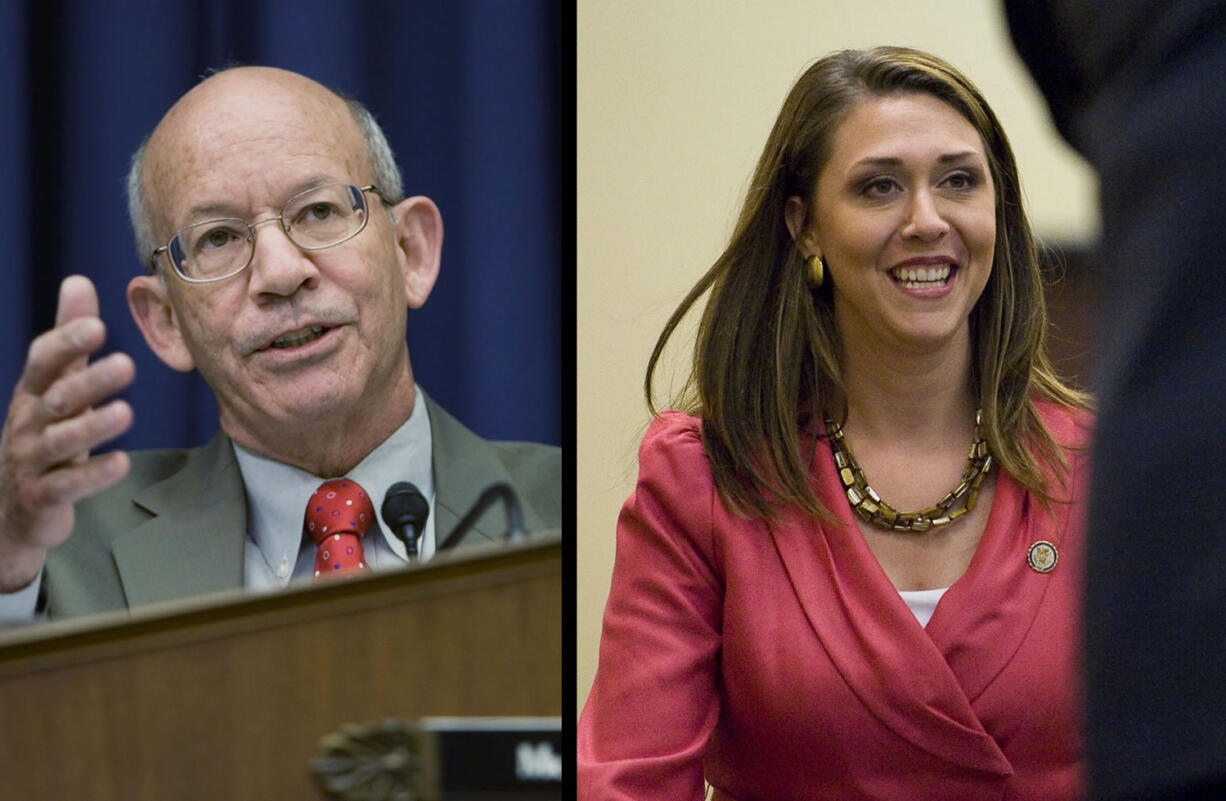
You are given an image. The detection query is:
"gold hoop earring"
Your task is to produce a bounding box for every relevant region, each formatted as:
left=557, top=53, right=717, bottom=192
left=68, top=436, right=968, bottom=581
left=806, top=254, right=825, bottom=288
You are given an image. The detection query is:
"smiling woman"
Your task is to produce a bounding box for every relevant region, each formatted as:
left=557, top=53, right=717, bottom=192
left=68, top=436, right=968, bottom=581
left=790, top=93, right=997, bottom=368
left=578, top=46, right=1093, bottom=800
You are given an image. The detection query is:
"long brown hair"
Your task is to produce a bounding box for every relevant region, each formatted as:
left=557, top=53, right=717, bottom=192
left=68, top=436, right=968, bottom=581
left=645, top=46, right=1089, bottom=521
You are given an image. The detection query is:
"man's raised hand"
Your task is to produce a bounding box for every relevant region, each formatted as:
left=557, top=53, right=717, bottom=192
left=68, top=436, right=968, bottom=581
left=0, top=276, right=135, bottom=591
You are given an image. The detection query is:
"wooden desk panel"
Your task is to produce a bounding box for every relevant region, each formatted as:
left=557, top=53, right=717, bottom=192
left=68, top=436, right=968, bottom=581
left=0, top=538, right=561, bottom=801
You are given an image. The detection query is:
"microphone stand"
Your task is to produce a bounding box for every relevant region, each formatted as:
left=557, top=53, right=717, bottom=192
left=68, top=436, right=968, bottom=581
left=438, top=482, right=525, bottom=551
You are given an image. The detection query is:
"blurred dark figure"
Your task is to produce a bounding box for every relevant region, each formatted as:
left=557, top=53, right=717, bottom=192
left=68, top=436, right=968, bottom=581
left=1006, top=3, right=1226, bottom=800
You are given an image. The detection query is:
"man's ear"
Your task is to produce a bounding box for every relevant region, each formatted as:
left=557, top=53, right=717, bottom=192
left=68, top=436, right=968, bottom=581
left=784, top=195, right=821, bottom=258
left=127, top=275, right=195, bottom=372
left=391, top=196, right=443, bottom=309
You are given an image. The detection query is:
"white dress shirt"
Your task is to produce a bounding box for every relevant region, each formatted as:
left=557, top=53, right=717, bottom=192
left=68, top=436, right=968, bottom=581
left=234, top=387, right=436, bottom=590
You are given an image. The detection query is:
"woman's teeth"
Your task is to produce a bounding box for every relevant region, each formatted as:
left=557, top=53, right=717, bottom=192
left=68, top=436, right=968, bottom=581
left=890, top=265, right=951, bottom=288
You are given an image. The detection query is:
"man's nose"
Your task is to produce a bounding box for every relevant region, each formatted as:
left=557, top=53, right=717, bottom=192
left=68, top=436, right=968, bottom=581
left=246, top=218, right=320, bottom=299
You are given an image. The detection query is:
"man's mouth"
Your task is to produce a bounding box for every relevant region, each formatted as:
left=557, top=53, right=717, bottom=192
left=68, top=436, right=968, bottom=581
left=269, top=325, right=329, bottom=350
left=889, top=264, right=952, bottom=289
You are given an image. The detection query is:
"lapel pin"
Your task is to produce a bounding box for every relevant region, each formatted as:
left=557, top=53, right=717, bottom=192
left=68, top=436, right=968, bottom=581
left=1027, top=540, right=1058, bottom=574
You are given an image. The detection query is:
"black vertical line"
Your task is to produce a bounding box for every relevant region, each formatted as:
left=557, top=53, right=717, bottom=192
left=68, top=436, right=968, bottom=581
left=25, top=0, right=64, bottom=331
left=190, top=0, right=208, bottom=71
left=198, top=0, right=262, bottom=71
left=234, top=0, right=262, bottom=65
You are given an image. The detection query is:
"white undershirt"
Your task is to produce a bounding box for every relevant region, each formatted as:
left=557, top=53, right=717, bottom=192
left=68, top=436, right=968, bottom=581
left=898, top=586, right=949, bottom=628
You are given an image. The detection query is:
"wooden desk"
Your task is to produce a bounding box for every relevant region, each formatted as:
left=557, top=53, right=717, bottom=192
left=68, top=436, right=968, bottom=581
left=0, top=537, right=561, bottom=800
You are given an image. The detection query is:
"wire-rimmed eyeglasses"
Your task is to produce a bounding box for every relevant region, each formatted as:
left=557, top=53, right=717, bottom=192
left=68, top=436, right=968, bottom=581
left=149, top=183, right=393, bottom=284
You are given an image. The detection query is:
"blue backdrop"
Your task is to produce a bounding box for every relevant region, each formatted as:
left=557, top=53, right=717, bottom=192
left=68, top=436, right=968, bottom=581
left=0, top=0, right=562, bottom=454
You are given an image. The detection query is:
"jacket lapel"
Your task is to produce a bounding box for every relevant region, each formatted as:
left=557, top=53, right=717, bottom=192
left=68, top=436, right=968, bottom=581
left=424, top=393, right=550, bottom=549
left=769, top=438, right=1013, bottom=780
left=926, top=408, right=1085, bottom=701
left=111, top=432, right=247, bottom=607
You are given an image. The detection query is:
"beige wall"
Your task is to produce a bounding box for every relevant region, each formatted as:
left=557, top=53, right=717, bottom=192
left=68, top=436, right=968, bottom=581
left=577, top=0, right=1098, bottom=713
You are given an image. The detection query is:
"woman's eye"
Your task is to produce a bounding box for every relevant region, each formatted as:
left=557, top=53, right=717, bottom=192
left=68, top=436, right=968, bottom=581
left=862, top=178, right=898, bottom=197
left=944, top=171, right=979, bottom=190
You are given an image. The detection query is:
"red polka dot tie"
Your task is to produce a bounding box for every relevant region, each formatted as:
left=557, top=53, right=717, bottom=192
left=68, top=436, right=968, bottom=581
left=305, top=478, right=374, bottom=581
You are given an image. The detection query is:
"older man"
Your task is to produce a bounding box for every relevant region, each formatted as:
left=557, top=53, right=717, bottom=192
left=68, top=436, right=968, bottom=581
left=0, top=66, right=560, bottom=618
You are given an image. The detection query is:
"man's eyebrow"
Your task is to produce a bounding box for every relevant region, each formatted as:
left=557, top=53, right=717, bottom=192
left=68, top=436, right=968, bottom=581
left=182, top=176, right=342, bottom=221
left=185, top=201, right=242, bottom=220
left=289, top=175, right=341, bottom=195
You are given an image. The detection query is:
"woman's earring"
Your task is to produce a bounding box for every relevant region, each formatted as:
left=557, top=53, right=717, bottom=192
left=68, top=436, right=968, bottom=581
left=806, top=254, right=825, bottom=288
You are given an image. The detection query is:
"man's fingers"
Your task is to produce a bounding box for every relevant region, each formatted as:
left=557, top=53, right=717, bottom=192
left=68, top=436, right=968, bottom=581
left=36, top=400, right=133, bottom=468
left=19, top=276, right=106, bottom=398
left=41, top=353, right=135, bottom=421
left=19, top=318, right=107, bottom=397
left=0, top=277, right=124, bottom=575
left=19, top=450, right=130, bottom=511
left=54, top=275, right=101, bottom=328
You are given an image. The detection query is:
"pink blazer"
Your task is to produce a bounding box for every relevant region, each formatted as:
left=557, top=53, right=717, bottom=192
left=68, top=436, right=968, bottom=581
left=579, top=403, right=1092, bottom=800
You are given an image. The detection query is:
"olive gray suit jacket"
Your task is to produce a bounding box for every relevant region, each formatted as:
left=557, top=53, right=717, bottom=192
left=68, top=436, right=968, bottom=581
left=40, top=394, right=561, bottom=620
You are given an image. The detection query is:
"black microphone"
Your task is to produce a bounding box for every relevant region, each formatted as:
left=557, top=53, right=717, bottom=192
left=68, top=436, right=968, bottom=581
left=438, top=482, right=525, bottom=551
left=381, top=481, right=430, bottom=562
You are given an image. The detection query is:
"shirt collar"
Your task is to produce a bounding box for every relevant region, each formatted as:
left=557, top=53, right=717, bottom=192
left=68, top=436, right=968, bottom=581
left=232, top=385, right=435, bottom=575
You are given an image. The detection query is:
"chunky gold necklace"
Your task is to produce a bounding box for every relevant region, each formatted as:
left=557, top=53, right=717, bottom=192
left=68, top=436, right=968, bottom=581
left=826, top=410, right=992, bottom=532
